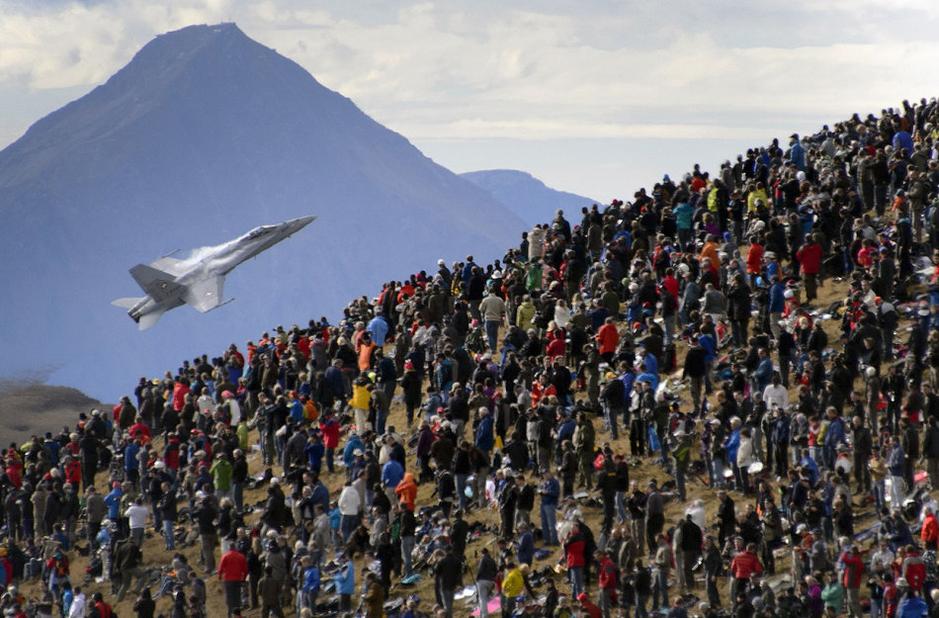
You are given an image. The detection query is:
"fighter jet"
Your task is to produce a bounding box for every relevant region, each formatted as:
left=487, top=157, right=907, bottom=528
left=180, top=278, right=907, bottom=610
left=112, top=215, right=315, bottom=330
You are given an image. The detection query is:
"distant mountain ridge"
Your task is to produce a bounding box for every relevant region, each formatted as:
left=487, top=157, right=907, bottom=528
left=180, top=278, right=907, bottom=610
left=461, top=169, right=597, bottom=226
left=0, top=23, right=526, bottom=399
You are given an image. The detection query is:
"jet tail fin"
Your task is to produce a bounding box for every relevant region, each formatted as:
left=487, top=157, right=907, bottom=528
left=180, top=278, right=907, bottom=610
left=111, top=297, right=144, bottom=309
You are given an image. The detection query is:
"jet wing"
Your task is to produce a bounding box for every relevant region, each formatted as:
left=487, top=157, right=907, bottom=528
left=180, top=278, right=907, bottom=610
left=129, top=264, right=183, bottom=303
left=149, top=256, right=187, bottom=277
left=184, top=276, right=225, bottom=313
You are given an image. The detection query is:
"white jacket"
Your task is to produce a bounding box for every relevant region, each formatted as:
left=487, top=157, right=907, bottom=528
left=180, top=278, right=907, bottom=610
left=736, top=436, right=756, bottom=468
left=338, top=486, right=361, bottom=516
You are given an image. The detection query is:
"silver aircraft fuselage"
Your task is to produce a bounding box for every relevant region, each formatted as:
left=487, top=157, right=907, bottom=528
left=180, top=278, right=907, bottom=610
left=114, top=215, right=315, bottom=329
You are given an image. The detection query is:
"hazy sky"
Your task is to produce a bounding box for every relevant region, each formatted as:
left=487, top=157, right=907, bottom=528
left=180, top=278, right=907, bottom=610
left=2, top=0, right=938, bottom=199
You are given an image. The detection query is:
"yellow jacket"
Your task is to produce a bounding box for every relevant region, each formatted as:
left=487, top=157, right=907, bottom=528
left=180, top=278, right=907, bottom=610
left=502, top=568, right=525, bottom=597
left=351, top=384, right=370, bottom=411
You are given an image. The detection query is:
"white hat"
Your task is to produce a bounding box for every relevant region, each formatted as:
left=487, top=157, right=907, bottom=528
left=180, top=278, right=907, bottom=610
left=437, top=259, right=445, bottom=266
left=195, top=490, right=206, bottom=500
left=153, top=460, right=166, bottom=469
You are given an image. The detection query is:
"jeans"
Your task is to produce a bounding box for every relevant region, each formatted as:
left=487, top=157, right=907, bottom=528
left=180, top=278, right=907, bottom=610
left=652, top=569, right=669, bottom=609
left=604, top=404, right=619, bottom=439
left=401, top=535, right=416, bottom=576
left=569, top=566, right=584, bottom=597
left=541, top=502, right=559, bottom=545
left=615, top=491, right=627, bottom=523
left=477, top=580, right=495, bottom=618
left=455, top=473, right=469, bottom=509
left=485, top=320, right=500, bottom=351
left=162, top=519, right=175, bottom=550
left=439, top=585, right=455, bottom=618
left=340, top=514, right=358, bottom=542
left=874, top=479, right=886, bottom=512
left=889, top=475, right=905, bottom=507
left=130, top=527, right=144, bottom=547
left=233, top=482, right=244, bottom=513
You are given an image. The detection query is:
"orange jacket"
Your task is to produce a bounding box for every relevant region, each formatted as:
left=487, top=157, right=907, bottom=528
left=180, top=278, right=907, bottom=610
left=395, top=473, right=418, bottom=511
left=700, top=242, right=720, bottom=272
left=358, top=342, right=376, bottom=372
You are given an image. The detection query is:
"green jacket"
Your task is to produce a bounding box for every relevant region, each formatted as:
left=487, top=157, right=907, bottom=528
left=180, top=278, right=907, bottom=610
left=211, top=458, right=233, bottom=492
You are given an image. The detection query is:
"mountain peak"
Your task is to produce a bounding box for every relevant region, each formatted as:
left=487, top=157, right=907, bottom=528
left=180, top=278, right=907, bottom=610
left=0, top=24, right=525, bottom=398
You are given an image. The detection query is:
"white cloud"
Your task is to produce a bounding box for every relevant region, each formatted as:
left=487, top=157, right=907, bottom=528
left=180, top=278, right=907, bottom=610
left=0, top=0, right=938, bottom=194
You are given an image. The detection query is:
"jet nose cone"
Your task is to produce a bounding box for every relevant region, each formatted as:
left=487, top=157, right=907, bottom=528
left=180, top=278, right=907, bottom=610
left=289, top=215, right=316, bottom=231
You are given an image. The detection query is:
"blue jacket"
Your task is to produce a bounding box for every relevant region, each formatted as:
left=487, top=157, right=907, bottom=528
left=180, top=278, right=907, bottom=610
left=799, top=455, right=819, bottom=485
left=540, top=478, right=560, bottom=507
left=310, top=482, right=330, bottom=513
left=768, top=282, right=785, bottom=313
left=789, top=141, right=805, bottom=170
left=289, top=400, right=304, bottom=423
left=724, top=429, right=741, bottom=463
left=381, top=459, right=404, bottom=488
left=754, top=358, right=774, bottom=391
left=334, top=562, right=355, bottom=595
left=888, top=444, right=906, bottom=476
left=124, top=443, right=140, bottom=472
left=367, top=316, right=390, bottom=347
left=698, top=334, right=717, bottom=363
left=896, top=596, right=927, bottom=618
left=302, top=566, right=321, bottom=594
left=343, top=435, right=364, bottom=467
left=305, top=442, right=325, bottom=470
left=824, top=417, right=845, bottom=450
left=517, top=530, right=535, bottom=565
left=104, top=488, right=123, bottom=519
left=674, top=202, right=694, bottom=230
left=642, top=353, right=658, bottom=376
left=636, top=371, right=659, bottom=392
left=557, top=418, right=576, bottom=443
left=475, top=415, right=494, bottom=453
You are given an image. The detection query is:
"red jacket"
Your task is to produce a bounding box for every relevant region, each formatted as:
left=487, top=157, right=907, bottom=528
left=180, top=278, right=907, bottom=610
left=797, top=242, right=823, bottom=275
left=746, top=243, right=764, bottom=274
left=730, top=551, right=762, bottom=579
left=902, top=553, right=926, bottom=591
left=598, top=556, right=618, bottom=592
left=64, top=459, right=81, bottom=486
left=577, top=595, right=601, bottom=618
left=565, top=534, right=586, bottom=568
left=320, top=418, right=341, bottom=449
left=218, top=549, right=248, bottom=581
left=840, top=551, right=864, bottom=589
left=921, top=513, right=938, bottom=547
left=172, top=382, right=190, bottom=412
left=595, top=323, right=620, bottom=355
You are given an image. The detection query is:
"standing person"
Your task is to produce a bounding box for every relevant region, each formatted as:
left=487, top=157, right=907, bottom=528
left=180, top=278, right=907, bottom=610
left=702, top=537, right=723, bottom=608
left=839, top=544, right=864, bottom=618
left=797, top=234, right=823, bottom=303
left=651, top=534, right=672, bottom=612
left=887, top=436, right=906, bottom=507
left=218, top=545, right=248, bottom=618
left=434, top=547, right=462, bottom=618
left=539, top=470, right=560, bottom=546
left=258, top=565, right=285, bottom=618
left=124, top=497, right=149, bottom=547
left=564, top=524, right=587, bottom=598
left=597, top=550, right=619, bottom=618
left=729, top=542, right=762, bottom=603
left=475, top=548, right=498, bottom=618
left=158, top=481, right=177, bottom=550
left=478, top=290, right=507, bottom=352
